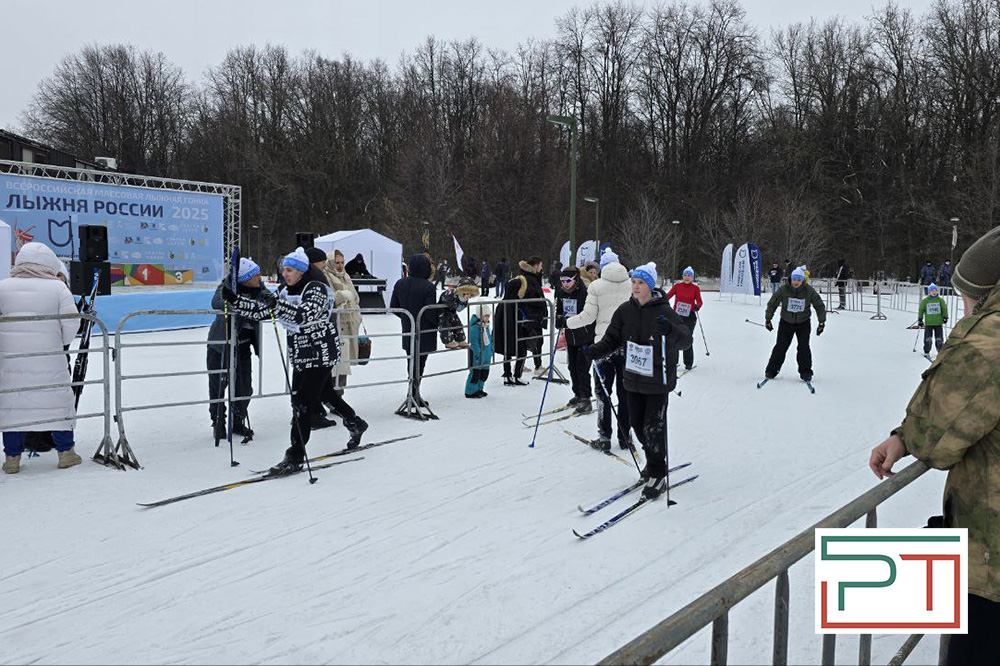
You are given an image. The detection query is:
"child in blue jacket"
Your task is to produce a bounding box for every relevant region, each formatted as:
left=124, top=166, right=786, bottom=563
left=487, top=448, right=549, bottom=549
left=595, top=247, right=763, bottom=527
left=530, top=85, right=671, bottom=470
left=465, top=302, right=494, bottom=398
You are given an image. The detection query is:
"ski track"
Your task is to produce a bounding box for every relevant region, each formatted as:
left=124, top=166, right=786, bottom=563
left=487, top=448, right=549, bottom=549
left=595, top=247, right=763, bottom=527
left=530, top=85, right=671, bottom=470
left=1, top=296, right=946, bottom=665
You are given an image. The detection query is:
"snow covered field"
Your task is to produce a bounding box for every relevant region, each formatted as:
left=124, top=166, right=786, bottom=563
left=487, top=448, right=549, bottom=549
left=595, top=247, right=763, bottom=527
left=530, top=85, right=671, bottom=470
left=2, top=293, right=946, bottom=665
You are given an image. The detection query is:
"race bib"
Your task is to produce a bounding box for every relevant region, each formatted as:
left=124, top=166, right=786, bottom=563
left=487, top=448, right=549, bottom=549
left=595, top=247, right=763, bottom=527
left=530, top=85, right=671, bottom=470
left=675, top=302, right=692, bottom=317
left=926, top=302, right=941, bottom=315
left=563, top=300, right=578, bottom=317
left=625, top=340, right=654, bottom=377
left=786, top=297, right=806, bottom=314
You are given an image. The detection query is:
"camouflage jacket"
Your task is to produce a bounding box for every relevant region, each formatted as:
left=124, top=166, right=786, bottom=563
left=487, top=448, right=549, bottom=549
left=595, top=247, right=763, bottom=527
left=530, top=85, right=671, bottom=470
left=897, top=284, right=1000, bottom=603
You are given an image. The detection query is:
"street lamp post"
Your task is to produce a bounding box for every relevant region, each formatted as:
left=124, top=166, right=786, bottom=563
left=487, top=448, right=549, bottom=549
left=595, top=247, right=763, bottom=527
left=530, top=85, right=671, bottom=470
left=547, top=115, right=579, bottom=264
left=584, top=197, right=599, bottom=261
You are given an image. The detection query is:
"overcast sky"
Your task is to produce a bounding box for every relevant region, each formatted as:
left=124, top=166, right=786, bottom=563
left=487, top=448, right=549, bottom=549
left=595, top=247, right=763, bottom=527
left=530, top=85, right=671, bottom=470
left=1, top=0, right=933, bottom=132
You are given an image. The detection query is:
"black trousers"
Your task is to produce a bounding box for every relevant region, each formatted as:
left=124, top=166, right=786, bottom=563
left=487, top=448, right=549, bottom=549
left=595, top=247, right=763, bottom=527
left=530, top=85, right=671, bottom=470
left=288, top=367, right=356, bottom=462
left=207, top=343, right=253, bottom=424
left=594, top=353, right=630, bottom=445
left=837, top=280, right=847, bottom=307
left=503, top=353, right=526, bottom=379
left=523, top=322, right=543, bottom=370
left=680, top=314, right=697, bottom=369
left=627, top=391, right=668, bottom=476
left=565, top=343, right=592, bottom=399
left=924, top=325, right=944, bottom=353
left=765, top=319, right=812, bottom=379
left=945, top=594, right=1000, bottom=665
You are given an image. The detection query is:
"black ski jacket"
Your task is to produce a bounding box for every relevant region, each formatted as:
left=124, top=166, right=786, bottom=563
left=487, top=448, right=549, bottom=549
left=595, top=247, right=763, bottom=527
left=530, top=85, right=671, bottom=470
left=556, top=282, right=595, bottom=347
left=588, top=291, right=692, bottom=394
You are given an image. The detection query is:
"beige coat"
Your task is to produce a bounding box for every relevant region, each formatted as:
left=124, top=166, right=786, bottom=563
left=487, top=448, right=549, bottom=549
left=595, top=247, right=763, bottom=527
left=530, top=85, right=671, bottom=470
left=323, top=258, right=362, bottom=377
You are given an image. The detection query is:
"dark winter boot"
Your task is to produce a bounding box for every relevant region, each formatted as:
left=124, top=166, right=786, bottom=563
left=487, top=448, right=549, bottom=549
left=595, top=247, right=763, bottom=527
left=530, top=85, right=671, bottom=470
left=268, top=455, right=303, bottom=476
left=574, top=399, right=593, bottom=415
left=345, top=416, right=369, bottom=450
left=566, top=396, right=581, bottom=407
left=213, top=419, right=227, bottom=443
left=589, top=436, right=611, bottom=453
left=642, top=475, right=667, bottom=500
left=232, top=415, right=254, bottom=440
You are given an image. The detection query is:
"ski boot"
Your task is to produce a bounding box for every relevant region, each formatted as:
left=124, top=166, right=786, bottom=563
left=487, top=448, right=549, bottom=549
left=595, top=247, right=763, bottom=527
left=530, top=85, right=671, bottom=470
left=310, top=412, right=337, bottom=429
left=268, top=456, right=303, bottom=476
left=589, top=436, right=611, bottom=453
left=619, top=435, right=636, bottom=453
left=574, top=399, right=593, bottom=415
left=57, top=448, right=82, bottom=469
left=345, top=416, right=369, bottom=450
left=642, top=475, right=667, bottom=500
left=566, top=396, right=581, bottom=408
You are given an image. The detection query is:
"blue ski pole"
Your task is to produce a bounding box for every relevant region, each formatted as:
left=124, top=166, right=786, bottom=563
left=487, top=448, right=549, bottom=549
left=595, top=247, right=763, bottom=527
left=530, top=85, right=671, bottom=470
left=528, top=333, right=560, bottom=448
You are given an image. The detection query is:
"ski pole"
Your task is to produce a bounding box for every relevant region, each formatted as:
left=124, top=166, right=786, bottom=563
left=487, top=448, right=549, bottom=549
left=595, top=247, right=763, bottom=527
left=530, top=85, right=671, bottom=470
left=745, top=319, right=766, bottom=328
left=661, top=335, right=676, bottom=506
left=912, top=324, right=922, bottom=353
left=270, top=310, right=317, bottom=484
left=698, top=317, right=710, bottom=356
left=592, top=358, right=643, bottom=476
left=528, top=336, right=560, bottom=449
left=223, top=288, right=239, bottom=468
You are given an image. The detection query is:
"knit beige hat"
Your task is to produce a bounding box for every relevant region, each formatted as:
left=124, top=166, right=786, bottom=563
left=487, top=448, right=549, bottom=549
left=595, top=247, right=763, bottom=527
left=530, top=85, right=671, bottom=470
left=952, top=226, right=1000, bottom=300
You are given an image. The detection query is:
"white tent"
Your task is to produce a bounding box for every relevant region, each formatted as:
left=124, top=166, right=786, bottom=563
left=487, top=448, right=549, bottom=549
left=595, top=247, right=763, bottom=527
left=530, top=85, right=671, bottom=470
left=313, top=229, right=403, bottom=309
left=0, top=218, right=11, bottom=280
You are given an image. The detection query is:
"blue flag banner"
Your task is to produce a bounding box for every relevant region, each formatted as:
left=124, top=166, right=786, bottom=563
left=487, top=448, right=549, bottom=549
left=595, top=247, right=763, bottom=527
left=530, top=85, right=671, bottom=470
left=1, top=173, right=224, bottom=283
left=748, top=243, right=763, bottom=296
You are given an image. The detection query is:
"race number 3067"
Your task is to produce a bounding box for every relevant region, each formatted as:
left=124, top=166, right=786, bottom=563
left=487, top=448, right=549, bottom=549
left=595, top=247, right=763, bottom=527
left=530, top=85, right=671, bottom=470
left=626, top=341, right=654, bottom=377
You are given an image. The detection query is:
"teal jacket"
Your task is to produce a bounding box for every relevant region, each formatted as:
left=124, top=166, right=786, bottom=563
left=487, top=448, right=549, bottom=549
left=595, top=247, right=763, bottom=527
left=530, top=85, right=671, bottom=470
left=469, top=315, right=494, bottom=368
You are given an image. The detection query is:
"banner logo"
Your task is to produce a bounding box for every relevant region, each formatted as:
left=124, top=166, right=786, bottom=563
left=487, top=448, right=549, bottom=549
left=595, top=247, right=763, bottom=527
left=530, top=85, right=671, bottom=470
left=815, top=529, right=967, bottom=634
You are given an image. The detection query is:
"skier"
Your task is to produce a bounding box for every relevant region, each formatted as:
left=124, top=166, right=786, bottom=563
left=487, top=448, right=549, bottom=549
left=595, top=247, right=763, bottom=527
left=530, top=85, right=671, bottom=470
left=585, top=262, right=692, bottom=499
left=869, top=226, right=1000, bottom=664
left=768, top=262, right=782, bottom=292
left=438, top=278, right=479, bottom=349
left=390, top=254, right=440, bottom=409
left=918, top=283, right=948, bottom=358
left=763, top=266, right=827, bottom=382
left=493, top=258, right=509, bottom=298
left=223, top=248, right=368, bottom=474
left=519, top=257, right=548, bottom=377
left=207, top=258, right=269, bottom=441
left=305, top=246, right=338, bottom=429
left=665, top=267, right=703, bottom=371
left=0, top=243, right=82, bottom=474
left=556, top=266, right=595, bottom=413
left=920, top=261, right=937, bottom=286
left=835, top=258, right=851, bottom=309
left=938, top=259, right=953, bottom=289
left=465, top=302, right=494, bottom=398
left=567, top=249, right=633, bottom=452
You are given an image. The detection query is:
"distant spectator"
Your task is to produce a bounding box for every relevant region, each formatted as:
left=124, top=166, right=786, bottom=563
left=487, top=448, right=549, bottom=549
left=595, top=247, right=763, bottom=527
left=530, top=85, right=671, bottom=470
left=919, top=261, right=937, bottom=286
left=480, top=260, right=491, bottom=296
left=0, top=243, right=82, bottom=474
left=835, top=258, right=851, bottom=309
left=493, top=258, right=509, bottom=298
left=939, top=259, right=953, bottom=289
left=768, top=262, right=782, bottom=292
left=345, top=253, right=374, bottom=279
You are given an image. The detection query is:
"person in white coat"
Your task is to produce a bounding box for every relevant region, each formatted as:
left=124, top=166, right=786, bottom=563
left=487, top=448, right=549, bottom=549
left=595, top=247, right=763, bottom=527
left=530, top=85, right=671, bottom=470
left=566, top=248, right=633, bottom=452
left=0, top=243, right=81, bottom=474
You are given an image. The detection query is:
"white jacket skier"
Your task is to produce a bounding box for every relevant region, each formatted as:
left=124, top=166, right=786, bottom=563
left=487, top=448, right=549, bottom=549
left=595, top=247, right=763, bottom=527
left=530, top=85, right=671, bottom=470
left=0, top=242, right=81, bottom=473
left=566, top=257, right=631, bottom=340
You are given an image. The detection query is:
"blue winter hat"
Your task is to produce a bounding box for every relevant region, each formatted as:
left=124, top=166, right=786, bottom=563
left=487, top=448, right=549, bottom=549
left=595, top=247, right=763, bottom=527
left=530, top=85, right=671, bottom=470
left=791, top=266, right=805, bottom=280
left=682, top=266, right=695, bottom=277
left=630, top=262, right=658, bottom=292
left=599, top=248, right=619, bottom=269
left=282, top=247, right=310, bottom=272
left=927, top=283, right=939, bottom=293
left=238, top=257, right=260, bottom=283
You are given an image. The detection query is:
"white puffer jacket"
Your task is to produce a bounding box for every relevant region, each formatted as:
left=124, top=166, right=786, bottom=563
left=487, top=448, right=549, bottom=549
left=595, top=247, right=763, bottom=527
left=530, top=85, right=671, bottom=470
left=0, top=243, right=79, bottom=431
left=566, top=261, right=632, bottom=342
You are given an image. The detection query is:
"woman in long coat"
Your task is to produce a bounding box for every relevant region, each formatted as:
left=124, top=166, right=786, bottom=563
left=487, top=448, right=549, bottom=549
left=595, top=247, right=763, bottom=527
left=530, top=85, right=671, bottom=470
left=323, top=249, right=362, bottom=392
left=0, top=243, right=82, bottom=474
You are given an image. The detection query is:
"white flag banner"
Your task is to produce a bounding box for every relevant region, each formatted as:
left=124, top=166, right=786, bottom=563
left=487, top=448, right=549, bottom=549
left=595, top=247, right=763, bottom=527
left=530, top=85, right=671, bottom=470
left=453, top=235, right=464, bottom=271
left=559, top=241, right=571, bottom=269
left=720, top=243, right=734, bottom=293
left=952, top=225, right=958, bottom=249
left=733, top=243, right=755, bottom=295
left=576, top=240, right=599, bottom=267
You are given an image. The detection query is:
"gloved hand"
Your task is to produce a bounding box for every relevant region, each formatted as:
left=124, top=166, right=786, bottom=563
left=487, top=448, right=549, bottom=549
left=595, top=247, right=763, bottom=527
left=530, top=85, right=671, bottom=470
left=221, top=283, right=239, bottom=304
left=261, top=291, right=279, bottom=309
left=918, top=320, right=924, bottom=329
left=583, top=346, right=597, bottom=363
left=943, top=317, right=948, bottom=325
left=694, top=305, right=700, bottom=312
left=656, top=314, right=673, bottom=334
left=817, top=322, right=825, bottom=336
left=765, top=320, right=773, bottom=332
left=556, top=315, right=566, bottom=329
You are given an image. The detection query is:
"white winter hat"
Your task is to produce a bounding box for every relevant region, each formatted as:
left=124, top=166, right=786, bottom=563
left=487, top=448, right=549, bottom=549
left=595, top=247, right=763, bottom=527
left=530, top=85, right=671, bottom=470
left=14, top=242, right=61, bottom=275
left=470, top=300, right=492, bottom=321
left=282, top=247, right=310, bottom=272
left=238, top=257, right=260, bottom=283
left=599, top=248, right=619, bottom=269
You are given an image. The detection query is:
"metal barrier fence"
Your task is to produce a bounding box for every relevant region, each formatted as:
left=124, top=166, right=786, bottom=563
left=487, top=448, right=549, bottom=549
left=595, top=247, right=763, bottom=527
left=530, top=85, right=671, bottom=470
left=0, top=312, right=117, bottom=467
left=598, top=460, right=934, bottom=666
left=113, top=307, right=418, bottom=461
left=811, top=277, right=963, bottom=329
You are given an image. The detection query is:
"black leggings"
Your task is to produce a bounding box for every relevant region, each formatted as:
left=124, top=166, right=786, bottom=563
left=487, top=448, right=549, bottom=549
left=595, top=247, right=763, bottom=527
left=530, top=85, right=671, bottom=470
left=288, top=367, right=355, bottom=462
left=626, top=392, right=668, bottom=477
left=945, top=594, right=1000, bottom=665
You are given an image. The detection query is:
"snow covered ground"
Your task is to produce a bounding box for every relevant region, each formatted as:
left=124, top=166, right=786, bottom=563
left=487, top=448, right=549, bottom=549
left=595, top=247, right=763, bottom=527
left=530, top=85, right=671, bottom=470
left=1, top=292, right=946, bottom=665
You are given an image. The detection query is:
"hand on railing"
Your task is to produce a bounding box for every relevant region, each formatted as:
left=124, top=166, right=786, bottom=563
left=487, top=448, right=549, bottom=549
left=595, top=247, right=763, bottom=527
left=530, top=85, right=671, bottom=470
left=869, top=433, right=906, bottom=479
